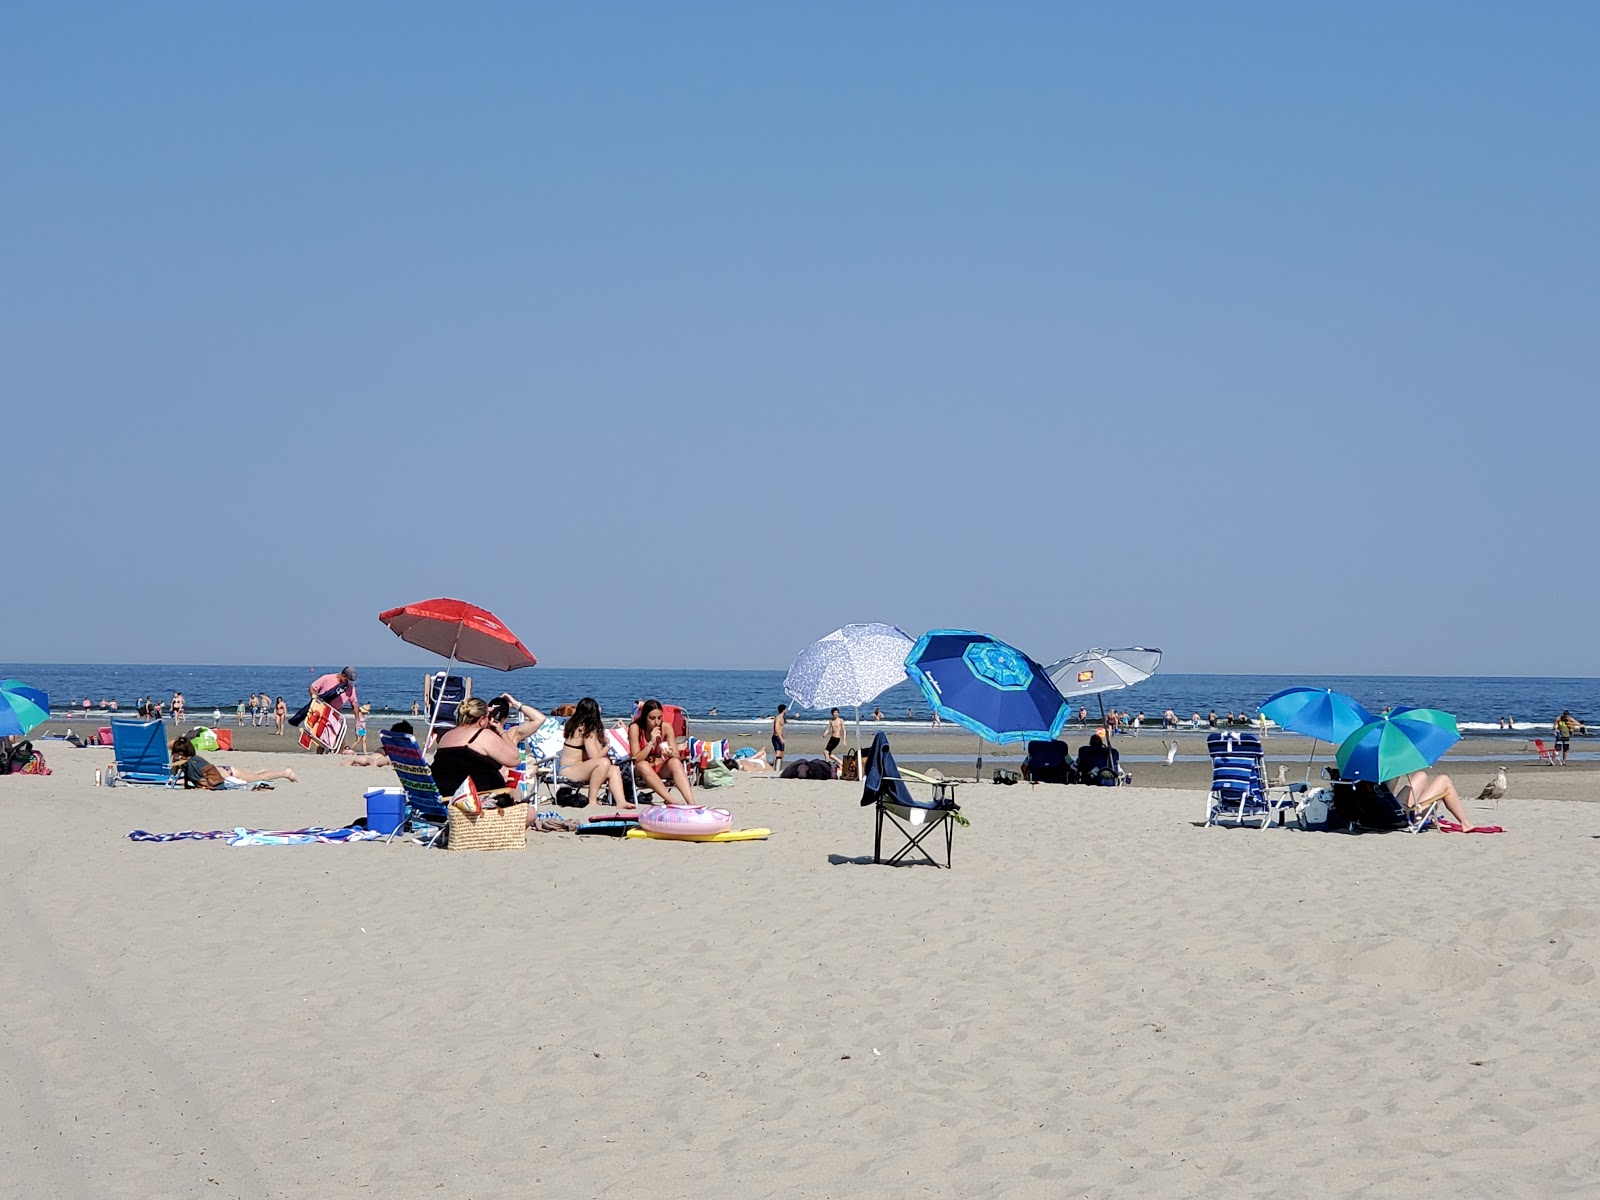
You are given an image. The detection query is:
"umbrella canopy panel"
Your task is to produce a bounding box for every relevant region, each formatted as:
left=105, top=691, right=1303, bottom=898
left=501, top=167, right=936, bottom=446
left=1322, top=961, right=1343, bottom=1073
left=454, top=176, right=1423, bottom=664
left=1260, top=687, right=1374, bottom=744
left=783, top=623, right=914, bottom=710
left=904, top=630, right=1068, bottom=744
left=0, top=679, right=49, bottom=738
left=378, top=598, right=537, bottom=672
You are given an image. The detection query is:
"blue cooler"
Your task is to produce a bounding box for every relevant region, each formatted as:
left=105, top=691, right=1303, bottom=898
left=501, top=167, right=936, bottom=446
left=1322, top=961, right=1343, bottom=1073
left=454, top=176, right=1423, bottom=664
left=365, top=787, right=406, bottom=835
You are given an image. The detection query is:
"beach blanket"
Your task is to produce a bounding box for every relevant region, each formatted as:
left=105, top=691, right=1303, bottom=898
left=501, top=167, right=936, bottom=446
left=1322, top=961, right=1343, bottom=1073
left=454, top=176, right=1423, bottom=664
left=128, top=827, right=381, bottom=846
left=1437, top=820, right=1506, bottom=834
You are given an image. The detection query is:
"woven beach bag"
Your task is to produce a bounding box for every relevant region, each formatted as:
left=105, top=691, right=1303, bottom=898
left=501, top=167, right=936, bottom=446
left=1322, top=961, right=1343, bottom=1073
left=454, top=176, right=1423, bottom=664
left=446, top=803, right=528, bottom=852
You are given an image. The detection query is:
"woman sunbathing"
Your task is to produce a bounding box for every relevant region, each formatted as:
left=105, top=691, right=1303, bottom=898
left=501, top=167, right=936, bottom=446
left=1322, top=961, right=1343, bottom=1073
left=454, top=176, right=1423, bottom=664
left=630, top=698, right=695, bottom=805
left=558, top=697, right=633, bottom=812
left=170, top=736, right=298, bottom=789
left=1384, top=769, right=1480, bottom=832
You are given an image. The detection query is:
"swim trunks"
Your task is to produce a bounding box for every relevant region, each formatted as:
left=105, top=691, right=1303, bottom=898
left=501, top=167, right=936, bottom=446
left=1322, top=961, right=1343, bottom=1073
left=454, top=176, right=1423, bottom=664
left=825, top=737, right=840, bottom=753
left=772, top=734, right=784, bottom=752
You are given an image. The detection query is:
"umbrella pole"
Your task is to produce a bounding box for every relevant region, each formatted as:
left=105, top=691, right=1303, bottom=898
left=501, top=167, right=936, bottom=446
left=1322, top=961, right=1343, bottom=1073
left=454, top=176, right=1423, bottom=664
left=854, top=705, right=861, bottom=779
left=1098, top=693, right=1116, bottom=786
left=1304, top=738, right=1318, bottom=785
left=975, top=735, right=982, bottom=783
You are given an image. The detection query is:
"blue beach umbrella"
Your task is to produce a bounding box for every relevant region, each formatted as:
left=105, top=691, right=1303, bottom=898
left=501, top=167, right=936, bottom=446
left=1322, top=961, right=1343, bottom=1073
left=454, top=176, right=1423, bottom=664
left=1335, top=707, right=1461, bottom=783
left=1260, top=687, right=1374, bottom=745
left=0, top=679, right=50, bottom=739
left=903, top=630, right=1069, bottom=745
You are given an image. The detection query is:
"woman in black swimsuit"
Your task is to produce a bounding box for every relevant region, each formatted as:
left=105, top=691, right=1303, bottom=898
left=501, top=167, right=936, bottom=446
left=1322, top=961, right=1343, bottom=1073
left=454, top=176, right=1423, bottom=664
left=432, top=695, right=544, bottom=804
left=559, top=697, right=633, bottom=812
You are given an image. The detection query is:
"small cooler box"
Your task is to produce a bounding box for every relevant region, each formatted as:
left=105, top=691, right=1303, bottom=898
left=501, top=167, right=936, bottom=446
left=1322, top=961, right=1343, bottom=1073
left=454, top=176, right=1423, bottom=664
left=365, top=787, right=406, bottom=835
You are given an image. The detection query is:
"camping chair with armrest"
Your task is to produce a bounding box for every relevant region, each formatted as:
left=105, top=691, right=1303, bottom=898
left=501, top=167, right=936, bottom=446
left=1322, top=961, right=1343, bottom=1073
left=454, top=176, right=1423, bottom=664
left=860, top=731, right=961, bottom=868
left=379, top=729, right=450, bottom=846
left=1023, top=739, right=1072, bottom=785
left=1205, top=732, right=1305, bottom=829
left=110, top=718, right=179, bottom=786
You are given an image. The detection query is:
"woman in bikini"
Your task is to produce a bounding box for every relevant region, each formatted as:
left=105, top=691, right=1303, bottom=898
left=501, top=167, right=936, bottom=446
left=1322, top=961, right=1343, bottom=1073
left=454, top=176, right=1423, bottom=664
left=629, top=698, right=695, bottom=805
left=559, top=697, right=633, bottom=812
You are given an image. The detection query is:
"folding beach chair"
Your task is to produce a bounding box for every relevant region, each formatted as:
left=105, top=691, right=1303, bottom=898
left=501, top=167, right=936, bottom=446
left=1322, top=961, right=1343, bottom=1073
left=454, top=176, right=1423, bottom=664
left=1023, top=739, right=1072, bottom=785
left=110, top=718, right=178, bottom=785
left=380, top=730, right=450, bottom=845
left=1322, top=767, right=1438, bottom=834
left=1529, top=738, right=1557, bottom=766
left=424, top=673, right=472, bottom=748
left=1204, top=732, right=1304, bottom=829
left=860, top=731, right=961, bottom=868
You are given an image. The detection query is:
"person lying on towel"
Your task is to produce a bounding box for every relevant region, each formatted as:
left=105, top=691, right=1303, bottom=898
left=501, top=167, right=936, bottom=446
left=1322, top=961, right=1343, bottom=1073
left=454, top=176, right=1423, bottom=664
left=171, top=736, right=298, bottom=790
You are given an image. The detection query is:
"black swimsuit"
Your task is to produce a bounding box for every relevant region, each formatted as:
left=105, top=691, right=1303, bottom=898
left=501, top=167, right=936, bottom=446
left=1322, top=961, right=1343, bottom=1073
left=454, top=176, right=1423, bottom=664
left=431, top=728, right=508, bottom=795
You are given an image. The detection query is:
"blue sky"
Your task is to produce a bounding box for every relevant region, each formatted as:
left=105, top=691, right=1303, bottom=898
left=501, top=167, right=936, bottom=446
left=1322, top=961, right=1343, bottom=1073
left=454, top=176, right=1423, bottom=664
left=5, top=3, right=1596, bottom=675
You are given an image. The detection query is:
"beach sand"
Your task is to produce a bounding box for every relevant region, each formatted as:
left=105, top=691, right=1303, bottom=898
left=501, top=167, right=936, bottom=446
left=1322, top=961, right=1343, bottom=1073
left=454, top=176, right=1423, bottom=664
left=3, top=743, right=1598, bottom=1198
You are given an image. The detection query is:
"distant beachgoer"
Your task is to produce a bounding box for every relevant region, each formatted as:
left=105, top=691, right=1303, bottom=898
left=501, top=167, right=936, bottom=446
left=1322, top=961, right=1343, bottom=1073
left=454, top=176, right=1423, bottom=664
left=410, top=701, right=421, bottom=716
left=1163, top=709, right=1176, bottom=729
left=764, top=700, right=784, bottom=774
left=708, top=707, right=718, bottom=717
left=1133, top=712, right=1145, bottom=736
left=237, top=699, right=246, bottom=724
left=108, top=699, right=118, bottom=711
left=171, top=692, right=185, bottom=724
left=353, top=704, right=371, bottom=752
left=1554, top=711, right=1580, bottom=765
left=273, top=696, right=287, bottom=736
left=171, top=736, right=298, bottom=789
left=932, top=709, right=941, bottom=730
left=213, top=708, right=222, bottom=726
left=872, top=707, right=884, bottom=721
left=83, top=698, right=91, bottom=717
left=824, top=709, right=845, bottom=767
left=1207, top=710, right=1217, bottom=728
left=631, top=699, right=693, bottom=806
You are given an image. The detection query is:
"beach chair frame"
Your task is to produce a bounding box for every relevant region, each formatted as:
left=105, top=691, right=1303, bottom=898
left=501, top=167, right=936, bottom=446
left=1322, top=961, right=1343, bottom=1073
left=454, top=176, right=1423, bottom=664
left=379, top=730, right=449, bottom=846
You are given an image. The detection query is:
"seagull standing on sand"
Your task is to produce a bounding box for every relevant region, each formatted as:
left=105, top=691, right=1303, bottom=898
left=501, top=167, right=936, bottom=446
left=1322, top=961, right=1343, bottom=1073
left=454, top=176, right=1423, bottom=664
left=1162, top=740, right=1179, bottom=765
left=1476, top=766, right=1508, bottom=805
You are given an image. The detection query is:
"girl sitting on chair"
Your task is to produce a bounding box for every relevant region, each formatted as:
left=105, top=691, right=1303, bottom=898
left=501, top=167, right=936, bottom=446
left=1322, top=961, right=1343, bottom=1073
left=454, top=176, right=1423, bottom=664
left=559, top=697, right=634, bottom=812
left=629, top=698, right=696, bottom=805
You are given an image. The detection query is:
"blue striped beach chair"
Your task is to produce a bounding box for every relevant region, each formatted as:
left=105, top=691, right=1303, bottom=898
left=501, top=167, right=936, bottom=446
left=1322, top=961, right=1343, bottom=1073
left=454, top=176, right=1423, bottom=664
left=1205, top=732, right=1305, bottom=829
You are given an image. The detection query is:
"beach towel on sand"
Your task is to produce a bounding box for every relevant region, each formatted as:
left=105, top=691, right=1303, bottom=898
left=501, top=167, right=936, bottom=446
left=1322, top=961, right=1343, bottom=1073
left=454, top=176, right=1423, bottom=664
left=129, top=827, right=381, bottom=845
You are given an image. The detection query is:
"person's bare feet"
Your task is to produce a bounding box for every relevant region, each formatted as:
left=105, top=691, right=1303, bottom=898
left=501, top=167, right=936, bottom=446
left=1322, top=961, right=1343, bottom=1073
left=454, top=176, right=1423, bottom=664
left=284, top=769, right=298, bottom=784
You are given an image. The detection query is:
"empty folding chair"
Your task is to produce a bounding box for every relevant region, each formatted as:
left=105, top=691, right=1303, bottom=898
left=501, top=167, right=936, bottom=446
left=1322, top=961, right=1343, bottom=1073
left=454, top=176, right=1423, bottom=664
left=1205, top=731, right=1302, bottom=829
left=860, top=731, right=961, bottom=868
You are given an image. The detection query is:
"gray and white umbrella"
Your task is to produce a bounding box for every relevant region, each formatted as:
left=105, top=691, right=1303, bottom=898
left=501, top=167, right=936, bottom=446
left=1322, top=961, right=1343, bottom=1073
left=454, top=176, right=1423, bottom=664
left=1045, top=647, right=1162, bottom=785
left=784, top=623, right=915, bottom=765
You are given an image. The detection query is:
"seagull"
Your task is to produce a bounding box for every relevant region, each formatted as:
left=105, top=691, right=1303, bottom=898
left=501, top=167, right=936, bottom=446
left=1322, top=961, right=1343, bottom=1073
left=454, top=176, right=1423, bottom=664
left=1476, top=766, right=1508, bottom=805
left=1273, top=763, right=1288, bottom=786
left=1163, top=740, right=1179, bottom=765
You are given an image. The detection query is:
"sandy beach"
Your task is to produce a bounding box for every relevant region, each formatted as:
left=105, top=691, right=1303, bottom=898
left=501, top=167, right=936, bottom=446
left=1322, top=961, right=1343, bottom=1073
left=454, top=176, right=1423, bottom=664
left=2, top=739, right=1597, bottom=1199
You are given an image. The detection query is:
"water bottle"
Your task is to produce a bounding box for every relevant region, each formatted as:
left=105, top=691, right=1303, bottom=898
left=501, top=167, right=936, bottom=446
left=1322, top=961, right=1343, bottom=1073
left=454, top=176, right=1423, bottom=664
left=94, top=768, right=102, bottom=787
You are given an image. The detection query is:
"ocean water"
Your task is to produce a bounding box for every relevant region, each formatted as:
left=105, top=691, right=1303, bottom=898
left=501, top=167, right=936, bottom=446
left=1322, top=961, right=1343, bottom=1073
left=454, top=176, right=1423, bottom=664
left=7, top=663, right=1596, bottom=734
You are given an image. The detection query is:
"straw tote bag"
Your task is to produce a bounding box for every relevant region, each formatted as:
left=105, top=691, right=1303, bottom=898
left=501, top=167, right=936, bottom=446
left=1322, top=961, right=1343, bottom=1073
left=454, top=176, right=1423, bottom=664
left=446, top=802, right=528, bottom=851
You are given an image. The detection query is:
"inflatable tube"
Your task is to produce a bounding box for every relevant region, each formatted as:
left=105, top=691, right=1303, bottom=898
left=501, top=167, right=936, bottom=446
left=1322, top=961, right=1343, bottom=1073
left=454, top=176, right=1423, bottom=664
left=637, top=806, right=733, bottom=838
left=626, top=827, right=771, bottom=843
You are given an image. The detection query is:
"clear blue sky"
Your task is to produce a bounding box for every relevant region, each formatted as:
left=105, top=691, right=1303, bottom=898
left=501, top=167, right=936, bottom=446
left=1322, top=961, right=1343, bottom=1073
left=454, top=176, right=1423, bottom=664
left=5, top=3, right=1596, bottom=675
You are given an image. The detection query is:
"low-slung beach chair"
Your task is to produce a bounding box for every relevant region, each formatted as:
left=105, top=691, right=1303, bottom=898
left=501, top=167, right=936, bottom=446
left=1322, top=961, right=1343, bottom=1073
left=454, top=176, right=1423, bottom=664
left=1529, top=738, right=1557, bottom=766
left=1205, top=732, right=1304, bottom=829
left=110, top=718, right=177, bottom=786
left=1323, top=767, right=1438, bottom=834
left=424, top=674, right=472, bottom=748
left=860, top=731, right=961, bottom=868
left=380, top=730, right=449, bottom=846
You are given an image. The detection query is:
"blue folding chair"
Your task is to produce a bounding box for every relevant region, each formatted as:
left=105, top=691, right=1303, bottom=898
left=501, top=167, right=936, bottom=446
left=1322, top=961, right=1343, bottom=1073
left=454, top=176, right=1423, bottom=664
left=860, top=731, right=961, bottom=868
left=110, top=718, right=178, bottom=786
left=1205, top=732, right=1304, bottom=829
left=424, top=673, right=471, bottom=748
left=1023, top=739, right=1072, bottom=785
left=380, top=730, right=450, bottom=845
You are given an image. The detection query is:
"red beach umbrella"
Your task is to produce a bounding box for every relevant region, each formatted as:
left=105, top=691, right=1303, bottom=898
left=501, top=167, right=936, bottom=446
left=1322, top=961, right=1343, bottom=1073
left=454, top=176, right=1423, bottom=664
left=378, top=598, right=537, bottom=672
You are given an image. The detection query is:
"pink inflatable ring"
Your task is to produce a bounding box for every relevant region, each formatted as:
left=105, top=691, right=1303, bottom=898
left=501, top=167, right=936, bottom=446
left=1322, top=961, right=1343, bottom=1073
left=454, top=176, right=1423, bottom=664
left=638, top=806, right=733, bottom=838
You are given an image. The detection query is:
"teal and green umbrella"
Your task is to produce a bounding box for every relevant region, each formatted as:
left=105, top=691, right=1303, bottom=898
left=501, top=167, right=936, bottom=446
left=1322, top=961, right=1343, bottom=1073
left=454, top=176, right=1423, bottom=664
left=1335, top=707, right=1460, bottom=783
left=0, top=679, right=50, bottom=739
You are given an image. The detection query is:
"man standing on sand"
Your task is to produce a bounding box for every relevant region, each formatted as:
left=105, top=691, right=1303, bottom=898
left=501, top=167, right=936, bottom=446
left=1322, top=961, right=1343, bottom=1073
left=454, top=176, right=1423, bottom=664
left=1554, top=710, right=1581, bottom=765
left=824, top=708, right=845, bottom=768
left=292, top=667, right=358, bottom=728
left=771, top=703, right=787, bottom=774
